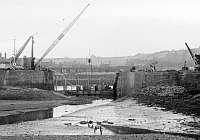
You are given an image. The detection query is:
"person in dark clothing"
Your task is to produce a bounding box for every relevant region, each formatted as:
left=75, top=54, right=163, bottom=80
left=94, top=84, right=98, bottom=93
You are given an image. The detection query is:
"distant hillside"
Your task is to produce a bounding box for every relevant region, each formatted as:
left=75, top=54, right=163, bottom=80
left=126, top=47, right=200, bottom=70
left=43, top=47, right=200, bottom=70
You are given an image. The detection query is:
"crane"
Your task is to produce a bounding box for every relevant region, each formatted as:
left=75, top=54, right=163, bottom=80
left=185, top=42, right=196, bottom=65
left=10, top=36, right=33, bottom=64
left=34, top=3, right=90, bottom=69
left=185, top=42, right=200, bottom=71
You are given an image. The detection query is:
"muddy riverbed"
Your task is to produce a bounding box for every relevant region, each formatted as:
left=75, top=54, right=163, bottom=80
left=0, top=98, right=199, bottom=137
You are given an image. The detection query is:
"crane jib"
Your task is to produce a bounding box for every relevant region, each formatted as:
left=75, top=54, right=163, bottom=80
left=11, top=36, right=32, bottom=63
left=58, top=34, right=64, bottom=40
left=185, top=42, right=197, bottom=65
left=34, top=3, right=90, bottom=67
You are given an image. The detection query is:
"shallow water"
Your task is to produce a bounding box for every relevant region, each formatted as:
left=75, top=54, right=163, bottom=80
left=0, top=99, right=199, bottom=136
left=53, top=99, right=113, bottom=117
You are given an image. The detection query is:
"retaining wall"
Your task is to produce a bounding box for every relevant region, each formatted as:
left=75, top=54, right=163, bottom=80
left=0, top=69, right=54, bottom=90
left=179, top=71, right=200, bottom=91
left=118, top=70, right=200, bottom=96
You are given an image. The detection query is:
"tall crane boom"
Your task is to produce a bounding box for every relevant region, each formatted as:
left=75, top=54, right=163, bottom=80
left=11, top=36, right=32, bottom=63
left=35, top=3, right=90, bottom=67
left=185, top=42, right=196, bottom=65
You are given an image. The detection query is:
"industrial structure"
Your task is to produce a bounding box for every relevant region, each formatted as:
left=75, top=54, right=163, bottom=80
left=185, top=42, right=200, bottom=71
left=1, top=2, right=200, bottom=99
left=0, top=4, right=90, bottom=90
left=117, top=42, right=200, bottom=97
left=7, top=3, right=90, bottom=71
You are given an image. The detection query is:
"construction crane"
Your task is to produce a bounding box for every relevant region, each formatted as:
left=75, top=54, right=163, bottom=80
left=10, top=36, right=33, bottom=64
left=185, top=42, right=196, bottom=64
left=185, top=42, right=200, bottom=71
left=34, top=3, right=90, bottom=69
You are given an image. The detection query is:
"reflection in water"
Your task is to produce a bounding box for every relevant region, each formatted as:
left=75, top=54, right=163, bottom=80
left=53, top=99, right=113, bottom=118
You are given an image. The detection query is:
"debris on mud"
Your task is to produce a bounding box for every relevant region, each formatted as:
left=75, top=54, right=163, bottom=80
left=102, top=120, right=114, bottom=124
left=64, top=123, right=72, bottom=126
left=128, top=118, right=136, bottom=121
left=101, top=124, right=199, bottom=139
left=79, top=121, right=88, bottom=124
left=141, top=86, right=187, bottom=97
left=130, top=86, right=200, bottom=116
left=181, top=121, right=200, bottom=128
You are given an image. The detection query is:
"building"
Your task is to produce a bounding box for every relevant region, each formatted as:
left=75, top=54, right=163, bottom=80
left=0, top=53, right=10, bottom=69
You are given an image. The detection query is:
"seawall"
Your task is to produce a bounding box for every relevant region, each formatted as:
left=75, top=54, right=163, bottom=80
left=0, top=69, right=54, bottom=90
left=179, top=71, right=200, bottom=91
left=118, top=70, right=200, bottom=96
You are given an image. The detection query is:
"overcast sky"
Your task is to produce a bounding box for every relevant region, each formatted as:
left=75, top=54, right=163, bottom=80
left=1, top=0, right=200, bottom=58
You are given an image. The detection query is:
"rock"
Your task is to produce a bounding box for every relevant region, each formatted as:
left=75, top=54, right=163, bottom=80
left=128, top=118, right=135, bottom=121
left=79, top=121, right=88, bottom=124
left=141, top=86, right=187, bottom=97
left=102, top=120, right=114, bottom=124
left=64, top=123, right=72, bottom=126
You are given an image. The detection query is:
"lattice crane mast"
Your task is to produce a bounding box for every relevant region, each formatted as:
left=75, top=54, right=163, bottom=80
left=185, top=42, right=200, bottom=71
left=34, top=3, right=90, bottom=68
left=185, top=42, right=196, bottom=65
left=11, top=36, right=33, bottom=64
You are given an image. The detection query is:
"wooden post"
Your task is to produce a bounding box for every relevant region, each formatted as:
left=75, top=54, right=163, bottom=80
left=55, top=76, right=57, bottom=91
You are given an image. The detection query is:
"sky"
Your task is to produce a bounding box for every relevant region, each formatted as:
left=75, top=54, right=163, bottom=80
left=1, top=0, right=200, bottom=58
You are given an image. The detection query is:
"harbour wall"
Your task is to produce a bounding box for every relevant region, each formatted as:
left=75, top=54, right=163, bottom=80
left=0, top=70, right=54, bottom=90
left=118, top=71, right=200, bottom=96
left=179, top=71, right=200, bottom=91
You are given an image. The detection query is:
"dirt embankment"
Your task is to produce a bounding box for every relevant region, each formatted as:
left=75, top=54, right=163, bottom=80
left=129, top=86, right=200, bottom=116
left=0, top=86, right=101, bottom=118
left=0, top=86, right=67, bottom=101
left=0, top=86, right=100, bottom=103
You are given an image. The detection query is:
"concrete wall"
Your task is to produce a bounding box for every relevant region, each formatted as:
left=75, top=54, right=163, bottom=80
left=0, top=69, right=54, bottom=90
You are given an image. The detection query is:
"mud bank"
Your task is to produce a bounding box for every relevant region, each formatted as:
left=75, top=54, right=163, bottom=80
left=1, top=98, right=200, bottom=137
left=0, top=95, right=103, bottom=125
left=102, top=124, right=199, bottom=139
left=129, top=92, right=200, bottom=116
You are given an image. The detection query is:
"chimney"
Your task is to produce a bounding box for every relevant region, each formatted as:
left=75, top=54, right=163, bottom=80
left=0, top=52, right=2, bottom=58
left=4, top=52, right=6, bottom=59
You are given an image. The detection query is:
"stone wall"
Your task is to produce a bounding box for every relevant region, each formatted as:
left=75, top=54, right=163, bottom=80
left=118, top=71, right=180, bottom=96
left=140, top=71, right=179, bottom=87
left=179, top=71, right=200, bottom=92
